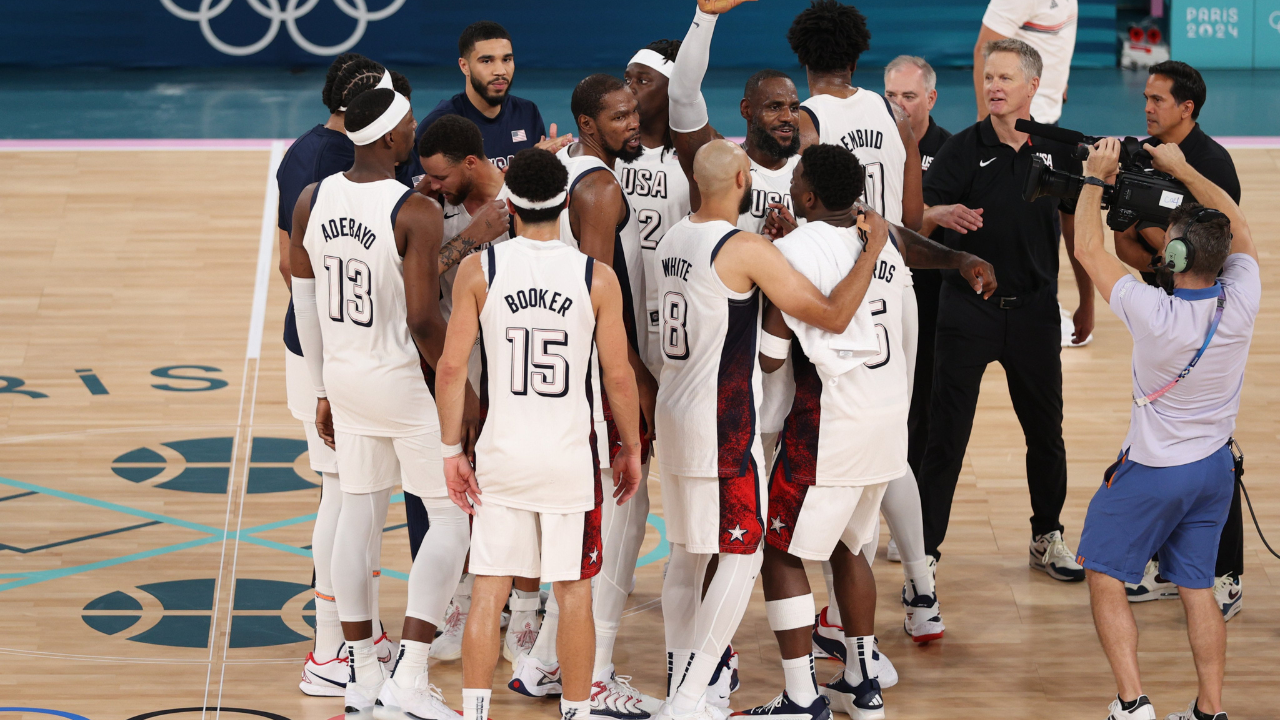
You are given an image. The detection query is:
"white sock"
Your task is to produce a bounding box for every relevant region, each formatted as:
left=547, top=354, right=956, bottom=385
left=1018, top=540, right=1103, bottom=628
left=455, top=573, right=475, bottom=614
left=842, top=634, right=875, bottom=686
left=560, top=697, right=591, bottom=719
left=530, top=587, right=559, bottom=663
left=593, top=627, right=618, bottom=679
left=821, top=562, right=842, bottom=626
left=903, top=561, right=935, bottom=599
left=312, top=591, right=343, bottom=662
left=672, top=650, right=716, bottom=714
left=391, top=638, right=430, bottom=689
left=782, top=654, right=818, bottom=706
left=461, top=688, right=491, bottom=720
left=347, top=636, right=379, bottom=688
left=667, top=649, right=694, bottom=702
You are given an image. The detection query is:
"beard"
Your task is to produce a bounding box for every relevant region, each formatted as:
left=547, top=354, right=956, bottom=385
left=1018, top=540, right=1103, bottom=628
left=749, top=121, right=800, bottom=162
left=470, top=74, right=511, bottom=107
left=609, top=135, right=644, bottom=163
left=738, top=178, right=754, bottom=216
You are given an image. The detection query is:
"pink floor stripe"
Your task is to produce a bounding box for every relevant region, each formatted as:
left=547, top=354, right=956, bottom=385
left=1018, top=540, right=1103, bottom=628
left=0, top=136, right=1277, bottom=150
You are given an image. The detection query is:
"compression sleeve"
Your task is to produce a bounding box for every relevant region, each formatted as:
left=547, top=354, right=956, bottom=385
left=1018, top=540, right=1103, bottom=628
left=291, top=277, right=327, bottom=398
left=901, top=286, right=919, bottom=400
left=669, top=9, right=717, bottom=133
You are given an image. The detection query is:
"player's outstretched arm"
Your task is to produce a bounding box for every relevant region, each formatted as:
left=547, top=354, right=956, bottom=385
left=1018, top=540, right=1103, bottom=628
left=592, top=263, right=643, bottom=505
left=669, top=2, right=734, bottom=212
left=718, top=215, right=888, bottom=334
left=890, top=218, right=998, bottom=298
left=288, top=184, right=335, bottom=448
left=436, top=199, right=509, bottom=275
left=438, top=254, right=485, bottom=514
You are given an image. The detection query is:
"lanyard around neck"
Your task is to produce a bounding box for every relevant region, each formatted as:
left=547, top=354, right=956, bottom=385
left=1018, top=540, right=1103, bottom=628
left=1134, top=284, right=1226, bottom=407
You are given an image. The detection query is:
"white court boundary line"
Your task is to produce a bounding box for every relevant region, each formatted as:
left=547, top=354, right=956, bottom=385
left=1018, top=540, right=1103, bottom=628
left=248, top=141, right=288, bottom=359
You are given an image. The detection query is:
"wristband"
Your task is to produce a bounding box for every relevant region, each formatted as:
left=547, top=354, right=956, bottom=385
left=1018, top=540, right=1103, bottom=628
left=442, top=442, right=464, bottom=458
left=1082, top=176, right=1107, bottom=188
left=759, top=330, right=791, bottom=360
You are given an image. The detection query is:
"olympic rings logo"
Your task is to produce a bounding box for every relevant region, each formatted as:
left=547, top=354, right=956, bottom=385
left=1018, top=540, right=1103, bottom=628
left=159, top=0, right=406, bottom=56
left=1270, top=10, right=1280, bottom=33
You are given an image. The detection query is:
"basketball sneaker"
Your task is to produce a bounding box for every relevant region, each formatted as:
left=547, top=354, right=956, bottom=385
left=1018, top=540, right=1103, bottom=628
left=343, top=648, right=388, bottom=714
left=1214, top=574, right=1242, bottom=622
left=706, top=645, right=739, bottom=707
left=375, top=631, right=395, bottom=665
left=653, top=697, right=725, bottom=720
left=299, top=650, right=348, bottom=697
left=509, top=652, right=563, bottom=698
left=1029, top=530, right=1085, bottom=582
left=901, top=582, right=945, bottom=644
left=811, top=608, right=844, bottom=661
left=1104, top=694, right=1156, bottom=720
left=819, top=674, right=884, bottom=720
left=1163, top=700, right=1227, bottom=720
left=430, top=600, right=467, bottom=661
left=589, top=665, right=659, bottom=719
left=503, top=600, right=542, bottom=663
left=730, top=691, right=832, bottom=719
left=885, top=538, right=900, bottom=563
left=375, top=673, right=458, bottom=719
left=1126, top=560, right=1179, bottom=602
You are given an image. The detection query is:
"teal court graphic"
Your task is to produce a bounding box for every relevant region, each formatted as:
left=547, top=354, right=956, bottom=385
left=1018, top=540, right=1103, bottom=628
left=82, top=578, right=315, bottom=649
left=112, top=437, right=318, bottom=494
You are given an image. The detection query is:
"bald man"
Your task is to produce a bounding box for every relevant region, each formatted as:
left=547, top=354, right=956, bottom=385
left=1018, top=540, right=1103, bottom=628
left=653, top=140, right=892, bottom=720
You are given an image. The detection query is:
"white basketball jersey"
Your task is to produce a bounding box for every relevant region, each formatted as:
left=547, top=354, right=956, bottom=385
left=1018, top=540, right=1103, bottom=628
left=302, top=173, right=437, bottom=436
left=621, top=144, right=692, bottom=377
left=737, top=154, right=801, bottom=234
left=655, top=217, right=764, bottom=479
left=475, top=237, right=600, bottom=512
left=773, top=232, right=913, bottom=486
left=801, top=91, right=907, bottom=225
left=439, top=186, right=511, bottom=322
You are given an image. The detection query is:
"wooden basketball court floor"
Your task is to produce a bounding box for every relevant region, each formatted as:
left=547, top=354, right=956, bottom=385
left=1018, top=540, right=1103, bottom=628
left=0, top=145, right=1277, bottom=720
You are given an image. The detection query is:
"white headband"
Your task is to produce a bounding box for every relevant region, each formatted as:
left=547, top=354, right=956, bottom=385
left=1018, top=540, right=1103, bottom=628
left=338, top=70, right=395, bottom=111
left=508, top=190, right=567, bottom=210
left=347, top=91, right=411, bottom=146
left=629, top=49, right=674, bottom=78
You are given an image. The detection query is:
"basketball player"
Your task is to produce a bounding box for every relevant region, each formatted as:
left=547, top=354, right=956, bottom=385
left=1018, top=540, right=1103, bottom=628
left=289, top=88, right=470, bottom=715
left=511, top=74, right=662, bottom=717
left=276, top=53, right=396, bottom=695
left=416, top=114, right=549, bottom=665
left=436, top=147, right=645, bottom=720
left=739, top=145, right=914, bottom=720
left=654, top=138, right=896, bottom=720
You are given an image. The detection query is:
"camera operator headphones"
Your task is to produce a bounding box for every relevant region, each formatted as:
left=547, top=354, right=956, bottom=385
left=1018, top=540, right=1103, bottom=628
left=1157, top=207, right=1230, bottom=273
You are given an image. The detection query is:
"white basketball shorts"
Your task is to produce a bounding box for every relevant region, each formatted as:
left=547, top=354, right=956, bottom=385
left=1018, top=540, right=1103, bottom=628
left=469, top=501, right=603, bottom=583
left=333, top=430, right=446, bottom=502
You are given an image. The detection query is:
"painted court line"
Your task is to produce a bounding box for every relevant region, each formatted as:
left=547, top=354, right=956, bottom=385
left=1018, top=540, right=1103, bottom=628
left=246, top=141, right=287, bottom=360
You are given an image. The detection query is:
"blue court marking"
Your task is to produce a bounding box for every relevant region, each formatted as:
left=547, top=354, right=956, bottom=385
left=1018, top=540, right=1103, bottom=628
left=637, top=514, right=669, bottom=568
left=0, top=709, right=92, bottom=720
left=0, top=536, right=222, bottom=590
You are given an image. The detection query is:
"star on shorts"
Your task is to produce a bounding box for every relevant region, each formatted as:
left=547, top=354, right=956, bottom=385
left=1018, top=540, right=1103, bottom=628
left=770, top=516, right=786, bottom=533
left=727, top=524, right=747, bottom=542
left=588, top=548, right=600, bottom=564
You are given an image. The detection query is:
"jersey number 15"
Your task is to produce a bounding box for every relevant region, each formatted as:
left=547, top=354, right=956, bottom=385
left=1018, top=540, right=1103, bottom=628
left=507, top=328, right=569, bottom=398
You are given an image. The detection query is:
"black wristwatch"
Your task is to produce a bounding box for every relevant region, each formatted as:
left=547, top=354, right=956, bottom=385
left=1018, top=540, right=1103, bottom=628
left=1082, top=176, right=1107, bottom=188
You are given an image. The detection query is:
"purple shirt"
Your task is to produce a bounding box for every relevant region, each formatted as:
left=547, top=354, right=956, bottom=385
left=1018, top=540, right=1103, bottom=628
left=1110, top=254, right=1260, bottom=466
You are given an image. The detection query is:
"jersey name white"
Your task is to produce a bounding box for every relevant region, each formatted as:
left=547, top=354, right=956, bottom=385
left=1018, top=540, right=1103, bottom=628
left=476, top=237, right=600, bottom=512
left=774, top=231, right=913, bottom=485
left=801, top=91, right=908, bottom=225
left=622, top=144, right=691, bottom=377
left=302, top=173, right=437, bottom=436
left=655, top=217, right=763, bottom=478
left=440, top=186, right=510, bottom=321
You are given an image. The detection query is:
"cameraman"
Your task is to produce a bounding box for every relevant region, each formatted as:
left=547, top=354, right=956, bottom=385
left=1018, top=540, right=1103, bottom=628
left=1114, top=60, right=1246, bottom=619
left=1073, top=138, right=1259, bottom=720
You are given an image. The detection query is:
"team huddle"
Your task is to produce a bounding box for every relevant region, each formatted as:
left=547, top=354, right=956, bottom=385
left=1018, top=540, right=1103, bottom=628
left=280, top=1, right=1003, bottom=719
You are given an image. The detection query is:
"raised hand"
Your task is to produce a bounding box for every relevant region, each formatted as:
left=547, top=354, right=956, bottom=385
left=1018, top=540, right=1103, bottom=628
left=696, top=0, right=757, bottom=14
left=536, top=123, right=574, bottom=153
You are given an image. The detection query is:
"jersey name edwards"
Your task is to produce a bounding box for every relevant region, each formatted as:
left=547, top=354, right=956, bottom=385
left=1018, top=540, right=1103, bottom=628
left=502, top=286, right=576, bottom=317
left=319, top=216, right=377, bottom=249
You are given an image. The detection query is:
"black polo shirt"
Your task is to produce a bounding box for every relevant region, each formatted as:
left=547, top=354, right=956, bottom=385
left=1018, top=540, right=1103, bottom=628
left=919, top=116, right=951, bottom=174
left=915, top=116, right=953, bottom=313
left=923, top=116, right=1082, bottom=296
left=1144, top=123, right=1240, bottom=204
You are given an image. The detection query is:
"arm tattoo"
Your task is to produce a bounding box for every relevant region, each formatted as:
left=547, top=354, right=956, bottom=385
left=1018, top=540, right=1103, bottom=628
left=438, top=233, right=480, bottom=274
left=894, top=224, right=966, bottom=269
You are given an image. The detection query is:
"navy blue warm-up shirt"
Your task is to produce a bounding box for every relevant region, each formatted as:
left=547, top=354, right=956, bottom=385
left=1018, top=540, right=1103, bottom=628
left=408, top=92, right=547, bottom=179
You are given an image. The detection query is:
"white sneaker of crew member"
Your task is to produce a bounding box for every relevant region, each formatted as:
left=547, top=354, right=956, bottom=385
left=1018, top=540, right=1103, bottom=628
left=1105, top=694, right=1157, bottom=720
left=1213, top=574, right=1242, bottom=621
left=1030, top=530, right=1086, bottom=582
left=1126, top=559, right=1180, bottom=602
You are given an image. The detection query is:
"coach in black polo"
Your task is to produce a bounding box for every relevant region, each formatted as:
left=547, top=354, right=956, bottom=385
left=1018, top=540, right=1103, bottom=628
left=917, top=39, right=1093, bottom=582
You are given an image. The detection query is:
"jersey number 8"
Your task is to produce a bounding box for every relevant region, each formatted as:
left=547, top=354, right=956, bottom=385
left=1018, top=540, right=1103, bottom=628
left=661, top=292, right=689, bottom=360
left=507, top=327, right=569, bottom=398
left=322, top=255, right=373, bottom=327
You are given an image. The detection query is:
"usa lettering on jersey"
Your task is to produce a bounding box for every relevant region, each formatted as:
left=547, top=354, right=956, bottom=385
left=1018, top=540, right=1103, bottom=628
left=746, top=188, right=793, bottom=219
left=619, top=166, right=671, bottom=199
left=503, top=286, right=575, bottom=316
left=319, top=217, right=377, bottom=248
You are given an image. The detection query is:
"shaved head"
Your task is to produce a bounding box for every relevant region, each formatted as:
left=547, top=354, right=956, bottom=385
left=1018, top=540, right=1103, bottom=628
left=693, top=139, right=751, bottom=197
